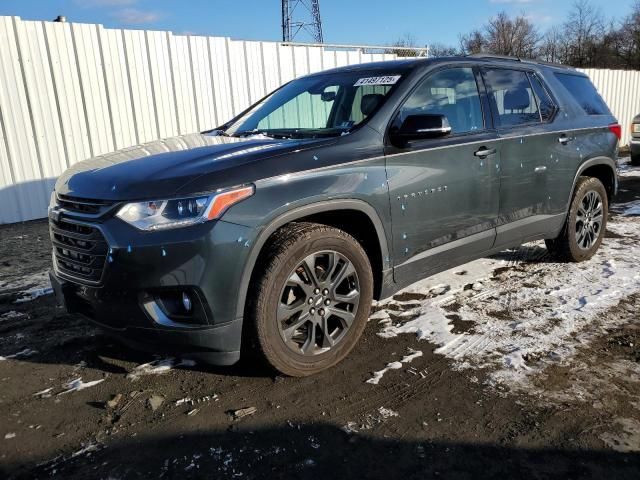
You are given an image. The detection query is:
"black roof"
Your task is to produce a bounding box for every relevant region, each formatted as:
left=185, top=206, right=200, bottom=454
left=311, top=54, right=575, bottom=77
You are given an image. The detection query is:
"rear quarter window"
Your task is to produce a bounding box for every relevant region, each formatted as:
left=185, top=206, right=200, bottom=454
left=554, top=73, right=611, bottom=116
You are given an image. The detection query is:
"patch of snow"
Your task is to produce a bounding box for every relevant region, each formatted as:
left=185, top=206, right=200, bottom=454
left=0, top=348, right=37, bottom=361
left=127, top=357, right=196, bottom=380
left=374, top=215, right=640, bottom=393
left=33, top=387, right=54, bottom=398
left=611, top=200, right=640, bottom=216
left=366, top=348, right=423, bottom=384
left=14, top=287, right=54, bottom=303
left=71, top=442, right=100, bottom=457
left=5, top=432, right=16, bottom=439
left=366, top=361, right=403, bottom=385
left=504, top=350, right=530, bottom=370
left=377, top=407, right=399, bottom=419
left=0, top=311, right=25, bottom=321
left=58, top=377, right=105, bottom=395
left=368, top=310, right=390, bottom=322
left=618, top=166, right=640, bottom=178
left=0, top=271, right=53, bottom=303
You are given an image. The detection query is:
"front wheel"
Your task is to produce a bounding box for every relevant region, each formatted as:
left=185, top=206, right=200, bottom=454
left=247, top=222, right=373, bottom=376
left=545, top=176, right=608, bottom=262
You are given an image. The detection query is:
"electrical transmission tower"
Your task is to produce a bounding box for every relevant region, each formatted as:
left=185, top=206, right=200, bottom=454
left=281, top=0, right=324, bottom=43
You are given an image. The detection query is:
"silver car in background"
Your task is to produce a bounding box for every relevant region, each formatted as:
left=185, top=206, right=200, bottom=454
left=632, top=114, right=640, bottom=165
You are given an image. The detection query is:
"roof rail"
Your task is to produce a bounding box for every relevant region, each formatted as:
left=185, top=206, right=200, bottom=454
left=466, top=53, right=574, bottom=70
left=466, top=53, right=521, bottom=62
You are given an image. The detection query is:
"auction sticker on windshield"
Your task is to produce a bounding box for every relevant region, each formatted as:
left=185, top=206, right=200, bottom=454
left=354, top=75, right=401, bottom=86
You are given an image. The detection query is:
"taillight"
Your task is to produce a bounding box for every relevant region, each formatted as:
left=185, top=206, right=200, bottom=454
left=609, top=123, right=622, bottom=141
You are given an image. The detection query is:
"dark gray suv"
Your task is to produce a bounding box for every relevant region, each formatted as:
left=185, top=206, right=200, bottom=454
left=49, top=55, right=620, bottom=376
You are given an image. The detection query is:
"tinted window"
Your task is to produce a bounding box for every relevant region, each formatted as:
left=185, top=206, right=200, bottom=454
left=257, top=87, right=337, bottom=130
left=483, top=68, right=540, bottom=127
left=351, top=85, right=393, bottom=124
left=226, top=70, right=404, bottom=137
left=528, top=73, right=556, bottom=122
left=554, top=73, right=610, bottom=116
left=399, top=67, right=483, bottom=135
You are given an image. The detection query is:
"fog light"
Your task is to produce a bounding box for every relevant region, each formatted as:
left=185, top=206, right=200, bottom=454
left=182, top=292, right=192, bottom=312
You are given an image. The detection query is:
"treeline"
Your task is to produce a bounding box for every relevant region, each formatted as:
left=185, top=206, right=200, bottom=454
left=400, top=0, right=640, bottom=70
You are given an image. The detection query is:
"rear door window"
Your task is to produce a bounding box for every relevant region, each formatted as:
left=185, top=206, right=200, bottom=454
left=554, top=73, right=610, bottom=115
left=482, top=68, right=540, bottom=128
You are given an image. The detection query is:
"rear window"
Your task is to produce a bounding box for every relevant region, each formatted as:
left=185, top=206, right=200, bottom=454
left=554, top=73, right=610, bottom=116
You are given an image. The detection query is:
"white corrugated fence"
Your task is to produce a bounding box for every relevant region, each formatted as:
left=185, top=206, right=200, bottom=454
left=0, top=16, right=638, bottom=224
left=579, top=68, right=640, bottom=146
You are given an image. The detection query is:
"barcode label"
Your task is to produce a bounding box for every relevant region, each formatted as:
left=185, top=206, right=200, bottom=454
left=354, top=75, right=401, bottom=87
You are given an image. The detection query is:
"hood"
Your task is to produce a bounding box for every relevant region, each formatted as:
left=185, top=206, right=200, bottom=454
left=55, top=133, right=325, bottom=200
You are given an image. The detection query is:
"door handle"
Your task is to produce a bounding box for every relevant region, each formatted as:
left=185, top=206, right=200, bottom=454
left=558, top=134, right=572, bottom=145
left=474, top=147, right=496, bottom=158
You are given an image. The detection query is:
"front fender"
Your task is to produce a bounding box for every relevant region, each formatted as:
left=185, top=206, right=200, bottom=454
left=231, top=198, right=392, bottom=321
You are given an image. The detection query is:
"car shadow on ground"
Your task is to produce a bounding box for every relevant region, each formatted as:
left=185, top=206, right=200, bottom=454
left=8, top=423, right=640, bottom=479
left=0, top=293, right=275, bottom=379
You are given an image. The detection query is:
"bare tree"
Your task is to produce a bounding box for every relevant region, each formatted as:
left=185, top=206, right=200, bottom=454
left=484, top=12, right=540, bottom=58
left=613, top=0, right=640, bottom=69
left=459, top=30, right=485, bottom=55
left=428, top=42, right=460, bottom=57
left=563, top=0, right=606, bottom=66
left=539, top=26, right=569, bottom=63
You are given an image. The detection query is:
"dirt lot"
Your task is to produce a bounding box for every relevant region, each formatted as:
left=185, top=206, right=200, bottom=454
left=1, top=159, right=640, bottom=479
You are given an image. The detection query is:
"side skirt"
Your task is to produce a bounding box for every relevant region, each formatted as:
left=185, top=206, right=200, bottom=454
left=382, top=213, right=566, bottom=300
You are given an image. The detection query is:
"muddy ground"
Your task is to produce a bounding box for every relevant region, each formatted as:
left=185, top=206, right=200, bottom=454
left=1, top=160, right=640, bottom=479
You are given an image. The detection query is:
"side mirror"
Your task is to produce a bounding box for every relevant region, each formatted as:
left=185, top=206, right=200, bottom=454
left=320, top=91, right=337, bottom=102
left=389, top=114, right=451, bottom=147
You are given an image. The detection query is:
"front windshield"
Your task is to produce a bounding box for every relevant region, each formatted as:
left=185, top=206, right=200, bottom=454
left=224, top=71, right=405, bottom=139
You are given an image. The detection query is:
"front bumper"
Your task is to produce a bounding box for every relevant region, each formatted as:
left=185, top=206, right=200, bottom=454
left=50, top=270, right=242, bottom=364
left=49, top=212, right=256, bottom=365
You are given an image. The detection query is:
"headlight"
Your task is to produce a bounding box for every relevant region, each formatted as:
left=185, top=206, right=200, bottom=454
left=116, top=185, right=254, bottom=231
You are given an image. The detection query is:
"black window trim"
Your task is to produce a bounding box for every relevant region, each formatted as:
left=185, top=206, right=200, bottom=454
left=385, top=63, right=490, bottom=144
left=480, top=66, right=557, bottom=132
left=527, top=71, right=559, bottom=124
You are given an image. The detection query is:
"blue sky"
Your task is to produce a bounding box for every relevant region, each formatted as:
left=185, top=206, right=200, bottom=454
left=0, top=0, right=636, bottom=47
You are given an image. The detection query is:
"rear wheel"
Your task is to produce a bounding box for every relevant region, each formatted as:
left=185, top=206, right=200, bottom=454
left=631, top=154, right=640, bottom=166
left=247, top=222, right=373, bottom=376
left=545, top=176, right=608, bottom=262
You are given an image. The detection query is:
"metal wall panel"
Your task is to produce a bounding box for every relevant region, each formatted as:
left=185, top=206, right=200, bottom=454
left=579, top=68, right=640, bottom=146
left=123, top=29, right=157, bottom=144
left=71, top=22, right=113, bottom=157
left=99, top=26, right=136, bottom=149
left=0, top=16, right=46, bottom=224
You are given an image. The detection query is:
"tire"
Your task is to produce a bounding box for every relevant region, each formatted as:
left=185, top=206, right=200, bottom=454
left=631, top=154, right=640, bottom=166
left=246, top=222, right=373, bottom=376
left=545, top=176, right=608, bottom=262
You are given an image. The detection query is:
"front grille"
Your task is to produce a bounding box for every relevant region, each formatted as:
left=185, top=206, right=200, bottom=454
left=56, top=194, right=113, bottom=215
left=50, top=219, right=109, bottom=285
